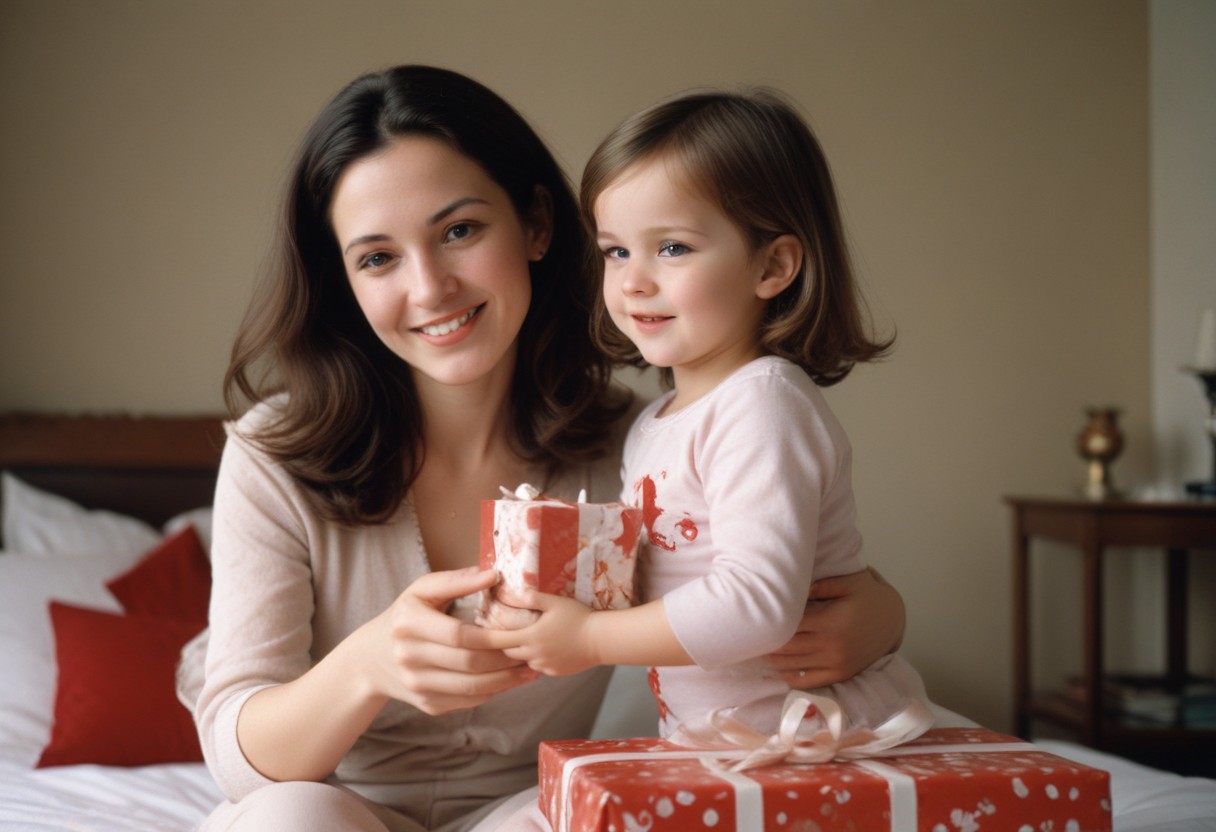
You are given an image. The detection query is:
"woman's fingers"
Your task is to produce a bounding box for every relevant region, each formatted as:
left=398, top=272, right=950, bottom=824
left=408, top=566, right=498, bottom=609
left=369, top=566, right=544, bottom=713
left=400, top=664, right=539, bottom=715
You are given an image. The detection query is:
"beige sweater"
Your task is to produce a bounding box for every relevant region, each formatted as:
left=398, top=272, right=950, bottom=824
left=181, top=399, right=627, bottom=826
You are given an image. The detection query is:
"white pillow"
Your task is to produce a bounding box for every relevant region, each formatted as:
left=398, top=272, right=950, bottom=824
left=163, top=506, right=214, bottom=556
left=1, top=472, right=161, bottom=558
left=0, top=550, right=137, bottom=766
left=1, top=472, right=213, bottom=557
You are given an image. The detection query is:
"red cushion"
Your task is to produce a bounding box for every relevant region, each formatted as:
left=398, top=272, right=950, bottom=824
left=106, top=525, right=210, bottom=626
left=37, top=602, right=204, bottom=767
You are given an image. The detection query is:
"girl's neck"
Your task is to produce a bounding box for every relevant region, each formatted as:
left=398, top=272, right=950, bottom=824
left=665, top=348, right=766, bottom=416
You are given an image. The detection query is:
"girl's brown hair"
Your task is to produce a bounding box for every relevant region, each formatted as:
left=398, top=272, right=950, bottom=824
left=226, top=65, right=627, bottom=525
left=582, top=87, right=892, bottom=388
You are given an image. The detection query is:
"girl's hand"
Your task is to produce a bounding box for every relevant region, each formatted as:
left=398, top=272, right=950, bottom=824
left=483, top=590, right=599, bottom=677
left=362, top=567, right=539, bottom=715
left=767, top=567, right=906, bottom=690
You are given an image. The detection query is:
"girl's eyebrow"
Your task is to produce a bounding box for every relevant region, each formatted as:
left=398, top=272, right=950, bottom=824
left=599, top=225, right=705, bottom=240
left=343, top=198, right=491, bottom=254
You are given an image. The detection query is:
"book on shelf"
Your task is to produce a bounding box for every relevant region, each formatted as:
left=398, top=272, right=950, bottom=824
left=1063, top=675, right=1216, bottom=728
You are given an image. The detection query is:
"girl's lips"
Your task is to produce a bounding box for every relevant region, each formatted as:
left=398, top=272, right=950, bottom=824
left=630, top=313, right=673, bottom=335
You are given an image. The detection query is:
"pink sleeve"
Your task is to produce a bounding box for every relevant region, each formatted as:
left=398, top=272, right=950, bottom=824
left=661, top=376, right=864, bottom=668
left=193, top=421, right=316, bottom=800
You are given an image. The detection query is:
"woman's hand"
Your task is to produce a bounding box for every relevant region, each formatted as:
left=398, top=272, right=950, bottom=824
left=768, top=567, right=906, bottom=690
left=364, top=566, right=540, bottom=714
left=237, top=566, right=537, bottom=783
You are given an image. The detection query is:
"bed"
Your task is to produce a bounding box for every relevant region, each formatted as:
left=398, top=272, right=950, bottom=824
left=1, top=412, right=1213, bottom=831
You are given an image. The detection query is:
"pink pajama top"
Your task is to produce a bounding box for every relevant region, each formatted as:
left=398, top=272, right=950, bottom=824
left=623, top=356, right=927, bottom=739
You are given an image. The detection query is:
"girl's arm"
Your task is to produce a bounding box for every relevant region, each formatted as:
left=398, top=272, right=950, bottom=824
left=488, top=590, right=690, bottom=676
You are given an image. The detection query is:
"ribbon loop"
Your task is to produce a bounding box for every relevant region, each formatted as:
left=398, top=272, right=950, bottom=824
left=671, top=691, right=934, bottom=771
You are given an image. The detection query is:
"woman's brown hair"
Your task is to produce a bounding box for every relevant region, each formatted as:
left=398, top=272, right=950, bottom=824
left=226, top=65, right=627, bottom=525
left=582, top=87, right=892, bottom=388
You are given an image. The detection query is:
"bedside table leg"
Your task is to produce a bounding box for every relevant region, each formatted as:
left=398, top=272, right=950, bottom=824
left=1166, top=549, right=1189, bottom=688
left=1081, top=538, right=1103, bottom=747
left=1013, top=524, right=1030, bottom=739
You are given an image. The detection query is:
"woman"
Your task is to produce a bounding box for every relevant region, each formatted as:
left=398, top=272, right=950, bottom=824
left=185, top=64, right=906, bottom=832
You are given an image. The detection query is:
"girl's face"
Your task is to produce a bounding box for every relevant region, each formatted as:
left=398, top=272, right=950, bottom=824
left=331, top=136, right=549, bottom=392
left=595, top=158, right=773, bottom=404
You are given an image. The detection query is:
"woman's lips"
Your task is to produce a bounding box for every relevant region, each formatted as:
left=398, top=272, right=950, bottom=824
left=414, top=303, right=485, bottom=343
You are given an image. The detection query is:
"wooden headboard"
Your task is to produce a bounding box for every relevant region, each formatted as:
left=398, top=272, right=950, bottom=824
left=0, top=413, right=227, bottom=529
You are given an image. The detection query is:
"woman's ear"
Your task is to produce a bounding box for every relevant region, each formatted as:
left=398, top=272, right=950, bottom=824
left=527, top=185, right=554, bottom=261
left=754, top=234, right=802, bottom=300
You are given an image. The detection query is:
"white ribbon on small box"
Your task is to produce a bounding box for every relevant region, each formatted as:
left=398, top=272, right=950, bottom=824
left=492, top=484, right=633, bottom=610
left=555, top=692, right=1026, bottom=832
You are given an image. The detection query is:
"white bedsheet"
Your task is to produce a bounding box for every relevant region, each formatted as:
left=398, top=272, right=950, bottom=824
left=1035, top=739, right=1216, bottom=832
left=0, top=756, right=219, bottom=831
left=1, top=709, right=1213, bottom=831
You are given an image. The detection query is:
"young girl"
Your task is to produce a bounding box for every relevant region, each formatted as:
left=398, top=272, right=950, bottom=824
left=490, top=87, right=931, bottom=761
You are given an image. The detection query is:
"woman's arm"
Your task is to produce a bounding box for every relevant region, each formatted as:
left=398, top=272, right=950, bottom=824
left=235, top=567, right=536, bottom=783
left=769, top=566, right=906, bottom=690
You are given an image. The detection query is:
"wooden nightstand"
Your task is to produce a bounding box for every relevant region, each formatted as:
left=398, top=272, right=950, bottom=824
left=1005, top=495, right=1216, bottom=776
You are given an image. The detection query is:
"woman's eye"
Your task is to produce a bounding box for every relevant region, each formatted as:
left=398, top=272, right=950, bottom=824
left=360, top=252, right=393, bottom=270
left=658, top=242, right=689, bottom=257
left=445, top=222, right=477, bottom=242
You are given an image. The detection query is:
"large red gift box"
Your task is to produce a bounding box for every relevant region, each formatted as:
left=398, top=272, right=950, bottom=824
left=479, top=486, right=642, bottom=619
left=539, top=728, right=1111, bottom=832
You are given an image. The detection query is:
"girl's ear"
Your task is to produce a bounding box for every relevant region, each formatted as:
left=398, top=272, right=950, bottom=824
left=527, top=185, right=554, bottom=261
left=754, top=234, right=802, bottom=300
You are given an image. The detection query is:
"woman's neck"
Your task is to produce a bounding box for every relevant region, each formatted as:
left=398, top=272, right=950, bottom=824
left=409, top=369, right=540, bottom=572
left=414, top=372, right=515, bottom=470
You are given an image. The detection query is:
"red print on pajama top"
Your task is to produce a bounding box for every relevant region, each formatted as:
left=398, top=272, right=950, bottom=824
left=634, top=472, right=697, bottom=724
left=635, top=473, right=698, bottom=552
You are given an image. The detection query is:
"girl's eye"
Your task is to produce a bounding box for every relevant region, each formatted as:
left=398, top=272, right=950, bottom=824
left=603, top=246, right=629, bottom=262
left=658, top=242, right=689, bottom=257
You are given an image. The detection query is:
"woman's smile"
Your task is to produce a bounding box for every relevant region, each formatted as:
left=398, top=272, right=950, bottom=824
left=414, top=303, right=486, bottom=341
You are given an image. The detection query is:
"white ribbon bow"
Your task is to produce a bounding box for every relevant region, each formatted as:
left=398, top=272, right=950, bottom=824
left=672, top=690, right=934, bottom=771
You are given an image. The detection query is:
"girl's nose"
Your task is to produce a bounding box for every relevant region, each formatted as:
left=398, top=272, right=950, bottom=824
left=408, top=252, right=457, bottom=308
left=619, top=262, right=655, bottom=296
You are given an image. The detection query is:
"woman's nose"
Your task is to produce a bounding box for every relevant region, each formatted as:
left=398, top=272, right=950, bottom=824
left=408, top=252, right=457, bottom=307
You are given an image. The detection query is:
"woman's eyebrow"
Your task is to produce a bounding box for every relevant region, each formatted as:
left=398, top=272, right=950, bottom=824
left=428, top=197, right=489, bottom=225
left=342, top=198, right=492, bottom=254
left=344, top=233, right=390, bottom=255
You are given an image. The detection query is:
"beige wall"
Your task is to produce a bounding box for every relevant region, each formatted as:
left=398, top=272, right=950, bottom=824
left=0, top=0, right=1160, bottom=731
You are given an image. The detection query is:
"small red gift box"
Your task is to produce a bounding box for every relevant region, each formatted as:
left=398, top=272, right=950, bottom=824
left=479, top=486, right=642, bottom=618
left=539, top=728, right=1111, bottom=832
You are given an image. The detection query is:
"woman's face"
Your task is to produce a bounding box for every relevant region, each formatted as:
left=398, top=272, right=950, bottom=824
left=331, top=136, right=549, bottom=391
